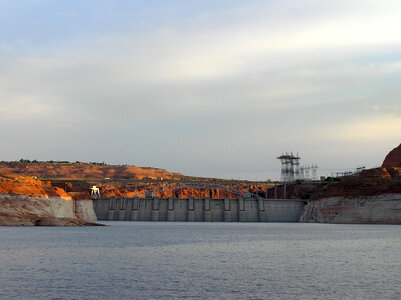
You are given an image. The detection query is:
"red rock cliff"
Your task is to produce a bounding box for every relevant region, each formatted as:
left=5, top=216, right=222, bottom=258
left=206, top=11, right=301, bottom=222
left=382, top=143, right=401, bottom=168
left=299, top=143, right=401, bottom=224
left=0, top=174, right=99, bottom=226
left=0, top=174, right=71, bottom=199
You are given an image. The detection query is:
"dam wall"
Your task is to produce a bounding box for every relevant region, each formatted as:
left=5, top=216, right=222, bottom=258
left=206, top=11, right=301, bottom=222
left=93, top=196, right=306, bottom=222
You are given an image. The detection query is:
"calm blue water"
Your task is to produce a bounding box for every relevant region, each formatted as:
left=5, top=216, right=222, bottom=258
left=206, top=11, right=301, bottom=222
left=0, top=222, right=400, bottom=299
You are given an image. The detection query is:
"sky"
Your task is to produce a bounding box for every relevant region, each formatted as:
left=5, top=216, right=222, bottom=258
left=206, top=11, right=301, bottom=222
left=1, top=0, right=401, bottom=180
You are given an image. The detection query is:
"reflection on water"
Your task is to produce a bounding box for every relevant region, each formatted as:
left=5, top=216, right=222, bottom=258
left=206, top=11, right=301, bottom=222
left=0, top=222, right=400, bottom=299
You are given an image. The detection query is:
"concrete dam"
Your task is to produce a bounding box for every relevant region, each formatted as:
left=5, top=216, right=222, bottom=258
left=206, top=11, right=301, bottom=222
left=93, top=194, right=307, bottom=222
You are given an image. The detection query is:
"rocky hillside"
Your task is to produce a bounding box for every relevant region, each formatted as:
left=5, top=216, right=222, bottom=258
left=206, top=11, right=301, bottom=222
left=0, top=161, right=270, bottom=200
left=0, top=162, right=184, bottom=180
left=0, top=174, right=100, bottom=226
left=300, top=142, right=401, bottom=224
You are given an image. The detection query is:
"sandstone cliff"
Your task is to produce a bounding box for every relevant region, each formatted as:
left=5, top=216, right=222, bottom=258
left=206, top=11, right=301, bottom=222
left=0, top=174, right=100, bottom=226
left=382, top=143, right=401, bottom=168
left=299, top=172, right=401, bottom=224
left=300, top=142, right=401, bottom=224
left=300, top=195, right=401, bottom=224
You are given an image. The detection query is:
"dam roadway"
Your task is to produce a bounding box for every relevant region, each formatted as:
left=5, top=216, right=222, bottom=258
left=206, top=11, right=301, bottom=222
left=93, top=194, right=307, bottom=222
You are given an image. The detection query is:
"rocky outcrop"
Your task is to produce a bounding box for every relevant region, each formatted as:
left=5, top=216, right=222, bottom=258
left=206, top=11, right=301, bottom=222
left=300, top=194, right=401, bottom=224
left=0, top=174, right=100, bottom=226
left=298, top=173, right=401, bottom=224
left=382, top=143, right=401, bottom=168
left=0, top=194, right=96, bottom=226
left=0, top=173, right=70, bottom=198
left=293, top=144, right=401, bottom=224
left=358, top=167, right=392, bottom=179
left=319, top=176, right=401, bottom=198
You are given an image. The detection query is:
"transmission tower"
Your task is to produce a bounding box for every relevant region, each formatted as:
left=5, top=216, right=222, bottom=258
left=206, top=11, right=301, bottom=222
left=277, top=152, right=300, bottom=182
left=311, top=165, right=318, bottom=180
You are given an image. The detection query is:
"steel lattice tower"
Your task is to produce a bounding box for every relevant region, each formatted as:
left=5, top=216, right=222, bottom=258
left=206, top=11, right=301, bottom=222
left=277, top=152, right=300, bottom=182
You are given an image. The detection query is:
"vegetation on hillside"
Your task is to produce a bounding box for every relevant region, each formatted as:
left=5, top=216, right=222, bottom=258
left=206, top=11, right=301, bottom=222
left=0, top=159, right=135, bottom=167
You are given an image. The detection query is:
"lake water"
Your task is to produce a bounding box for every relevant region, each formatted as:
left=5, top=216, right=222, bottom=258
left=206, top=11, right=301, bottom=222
left=0, top=222, right=400, bottom=299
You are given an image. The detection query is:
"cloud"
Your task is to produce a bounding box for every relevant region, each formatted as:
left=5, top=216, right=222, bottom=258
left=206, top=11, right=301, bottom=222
left=324, top=115, right=401, bottom=142
left=373, top=105, right=401, bottom=117
left=1, top=0, right=401, bottom=179
left=0, top=95, right=56, bottom=119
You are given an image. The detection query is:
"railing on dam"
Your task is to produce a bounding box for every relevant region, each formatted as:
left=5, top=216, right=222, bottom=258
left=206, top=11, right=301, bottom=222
left=93, top=195, right=307, bottom=222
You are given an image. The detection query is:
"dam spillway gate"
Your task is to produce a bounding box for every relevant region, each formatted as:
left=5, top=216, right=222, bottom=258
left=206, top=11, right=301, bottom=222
left=93, top=195, right=307, bottom=222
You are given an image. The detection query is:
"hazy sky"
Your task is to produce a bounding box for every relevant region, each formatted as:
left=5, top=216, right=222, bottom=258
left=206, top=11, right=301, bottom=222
left=1, top=0, right=401, bottom=180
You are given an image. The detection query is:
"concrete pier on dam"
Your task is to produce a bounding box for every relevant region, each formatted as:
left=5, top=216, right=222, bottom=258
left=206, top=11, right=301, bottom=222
left=93, top=195, right=307, bottom=222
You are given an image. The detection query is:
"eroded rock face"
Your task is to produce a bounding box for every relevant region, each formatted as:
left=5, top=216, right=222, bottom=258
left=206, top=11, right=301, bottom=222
left=0, top=194, right=80, bottom=226
left=298, top=164, right=401, bottom=224
left=0, top=174, right=99, bottom=226
left=300, top=195, right=401, bottom=224
left=382, top=143, right=401, bottom=168
left=0, top=174, right=71, bottom=199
